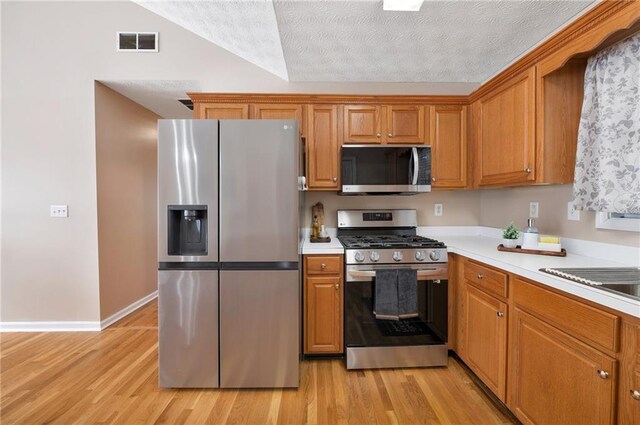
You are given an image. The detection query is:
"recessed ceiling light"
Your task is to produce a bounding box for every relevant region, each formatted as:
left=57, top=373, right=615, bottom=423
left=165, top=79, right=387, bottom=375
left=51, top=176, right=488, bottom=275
left=383, top=0, right=424, bottom=11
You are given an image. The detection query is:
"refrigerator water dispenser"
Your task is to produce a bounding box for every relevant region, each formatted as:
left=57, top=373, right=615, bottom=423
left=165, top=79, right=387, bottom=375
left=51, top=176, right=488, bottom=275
left=167, top=205, right=208, bottom=256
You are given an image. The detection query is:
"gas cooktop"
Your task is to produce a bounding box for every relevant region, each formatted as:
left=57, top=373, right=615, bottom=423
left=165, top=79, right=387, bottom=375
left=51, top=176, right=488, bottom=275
left=338, top=234, right=446, bottom=249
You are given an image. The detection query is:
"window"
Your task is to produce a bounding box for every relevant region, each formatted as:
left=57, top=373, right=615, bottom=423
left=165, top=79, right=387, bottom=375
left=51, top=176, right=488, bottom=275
left=595, top=212, right=640, bottom=232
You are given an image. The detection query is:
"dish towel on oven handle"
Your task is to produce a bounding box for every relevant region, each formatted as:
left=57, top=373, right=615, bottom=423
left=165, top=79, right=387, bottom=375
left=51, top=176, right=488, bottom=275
left=374, top=269, right=419, bottom=320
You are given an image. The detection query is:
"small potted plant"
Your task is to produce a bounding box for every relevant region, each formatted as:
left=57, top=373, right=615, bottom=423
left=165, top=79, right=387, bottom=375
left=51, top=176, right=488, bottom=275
left=502, top=222, right=520, bottom=248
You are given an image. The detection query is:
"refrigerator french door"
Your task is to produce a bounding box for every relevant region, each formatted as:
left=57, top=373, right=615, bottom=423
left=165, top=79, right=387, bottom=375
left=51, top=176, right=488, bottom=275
left=218, top=120, right=299, bottom=388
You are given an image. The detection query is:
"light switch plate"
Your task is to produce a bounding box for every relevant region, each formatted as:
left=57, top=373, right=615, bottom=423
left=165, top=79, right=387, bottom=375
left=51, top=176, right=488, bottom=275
left=529, top=202, right=539, bottom=218
left=434, top=203, right=443, bottom=217
left=50, top=205, right=68, bottom=218
left=567, top=202, right=580, bottom=221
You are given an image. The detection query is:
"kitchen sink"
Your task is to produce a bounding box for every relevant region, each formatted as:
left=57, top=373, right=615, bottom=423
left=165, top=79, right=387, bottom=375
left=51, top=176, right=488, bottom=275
left=540, top=267, right=640, bottom=301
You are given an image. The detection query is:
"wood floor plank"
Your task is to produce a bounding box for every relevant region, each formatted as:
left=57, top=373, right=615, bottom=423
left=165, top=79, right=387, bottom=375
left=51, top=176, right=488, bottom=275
left=0, top=300, right=514, bottom=425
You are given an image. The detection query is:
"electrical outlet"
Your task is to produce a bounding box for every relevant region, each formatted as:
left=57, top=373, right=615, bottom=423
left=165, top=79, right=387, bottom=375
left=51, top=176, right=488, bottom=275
left=434, top=203, right=443, bottom=217
left=529, top=202, right=539, bottom=218
left=50, top=205, right=68, bottom=218
left=567, top=202, right=580, bottom=221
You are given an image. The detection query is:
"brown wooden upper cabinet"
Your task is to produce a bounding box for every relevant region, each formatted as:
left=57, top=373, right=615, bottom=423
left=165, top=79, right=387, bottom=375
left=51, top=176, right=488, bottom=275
left=430, top=105, right=468, bottom=188
left=385, top=105, right=426, bottom=144
left=474, top=67, right=536, bottom=187
left=343, top=104, right=426, bottom=145
left=306, top=105, right=340, bottom=190
left=194, top=103, right=249, bottom=119
left=250, top=104, right=305, bottom=137
left=342, top=105, right=382, bottom=144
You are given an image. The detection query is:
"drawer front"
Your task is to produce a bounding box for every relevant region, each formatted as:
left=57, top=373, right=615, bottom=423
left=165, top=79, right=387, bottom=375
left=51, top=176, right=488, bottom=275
left=513, top=276, right=620, bottom=353
left=305, top=255, right=342, bottom=275
left=464, top=260, right=508, bottom=299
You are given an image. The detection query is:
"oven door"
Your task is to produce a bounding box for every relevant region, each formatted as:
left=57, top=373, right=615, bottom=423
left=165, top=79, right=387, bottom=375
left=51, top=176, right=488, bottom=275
left=344, top=264, right=448, bottom=349
left=341, top=145, right=431, bottom=194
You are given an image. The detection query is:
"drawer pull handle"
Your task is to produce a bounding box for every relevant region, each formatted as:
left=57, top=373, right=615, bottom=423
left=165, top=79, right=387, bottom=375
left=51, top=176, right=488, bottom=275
left=335, top=283, right=340, bottom=289
left=477, top=273, right=484, bottom=280
left=496, top=311, right=504, bottom=318
left=388, top=133, right=394, bottom=138
left=597, top=370, right=609, bottom=379
left=320, top=263, right=326, bottom=269
left=631, top=389, right=640, bottom=400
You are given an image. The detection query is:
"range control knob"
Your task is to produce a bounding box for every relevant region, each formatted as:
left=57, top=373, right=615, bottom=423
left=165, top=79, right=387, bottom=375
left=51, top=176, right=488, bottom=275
left=393, top=251, right=403, bottom=262
left=370, top=251, right=380, bottom=262
left=415, top=251, right=426, bottom=261
left=354, top=251, right=365, bottom=263
left=429, top=250, right=441, bottom=261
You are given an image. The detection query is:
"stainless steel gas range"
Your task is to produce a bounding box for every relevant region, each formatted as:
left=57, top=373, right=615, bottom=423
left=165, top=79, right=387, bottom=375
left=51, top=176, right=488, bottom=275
left=337, top=209, right=449, bottom=370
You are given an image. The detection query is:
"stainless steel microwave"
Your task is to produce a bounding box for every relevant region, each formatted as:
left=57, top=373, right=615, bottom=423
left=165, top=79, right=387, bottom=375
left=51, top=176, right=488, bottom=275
left=341, top=145, right=431, bottom=194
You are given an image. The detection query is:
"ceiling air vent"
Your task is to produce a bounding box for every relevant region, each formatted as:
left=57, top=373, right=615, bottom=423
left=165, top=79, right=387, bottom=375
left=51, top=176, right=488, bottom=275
left=117, top=32, right=158, bottom=52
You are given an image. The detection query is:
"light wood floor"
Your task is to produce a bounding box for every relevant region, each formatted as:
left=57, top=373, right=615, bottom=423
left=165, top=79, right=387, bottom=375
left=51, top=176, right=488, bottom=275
left=1, top=300, right=513, bottom=424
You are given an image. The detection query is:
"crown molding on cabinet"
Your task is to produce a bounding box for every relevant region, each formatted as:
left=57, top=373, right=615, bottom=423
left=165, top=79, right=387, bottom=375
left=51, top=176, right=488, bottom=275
left=188, top=93, right=468, bottom=105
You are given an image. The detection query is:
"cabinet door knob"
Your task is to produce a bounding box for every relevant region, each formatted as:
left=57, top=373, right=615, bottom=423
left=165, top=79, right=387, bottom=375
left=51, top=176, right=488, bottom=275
left=432, top=177, right=436, bottom=182
left=496, top=311, right=504, bottom=318
left=320, top=263, right=326, bottom=269
left=525, top=167, right=532, bottom=174
left=388, top=133, right=393, bottom=138
left=376, top=133, right=381, bottom=138
left=335, top=283, right=340, bottom=289
left=597, top=369, right=609, bottom=379
left=477, top=273, right=484, bottom=280
left=332, top=177, right=337, bottom=182
left=631, top=389, right=640, bottom=400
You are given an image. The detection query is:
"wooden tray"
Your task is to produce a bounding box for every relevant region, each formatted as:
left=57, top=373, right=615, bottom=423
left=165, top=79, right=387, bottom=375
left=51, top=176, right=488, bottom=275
left=497, top=244, right=566, bottom=257
left=310, top=236, right=331, bottom=243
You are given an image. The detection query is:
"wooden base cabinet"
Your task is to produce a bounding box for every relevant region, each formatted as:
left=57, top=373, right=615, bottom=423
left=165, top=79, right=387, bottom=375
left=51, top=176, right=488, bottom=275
left=509, top=308, right=617, bottom=425
left=303, top=255, right=343, bottom=354
left=619, top=320, right=640, bottom=424
left=464, top=284, right=508, bottom=401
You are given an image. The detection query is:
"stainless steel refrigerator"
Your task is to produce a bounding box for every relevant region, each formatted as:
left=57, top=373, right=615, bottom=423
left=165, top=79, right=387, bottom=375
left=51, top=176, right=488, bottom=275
left=157, top=119, right=300, bottom=388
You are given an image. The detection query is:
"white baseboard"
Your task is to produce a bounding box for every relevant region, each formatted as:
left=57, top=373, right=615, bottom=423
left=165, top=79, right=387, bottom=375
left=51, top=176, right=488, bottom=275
left=0, top=291, right=158, bottom=333
left=100, top=290, right=158, bottom=330
left=0, top=321, right=101, bottom=332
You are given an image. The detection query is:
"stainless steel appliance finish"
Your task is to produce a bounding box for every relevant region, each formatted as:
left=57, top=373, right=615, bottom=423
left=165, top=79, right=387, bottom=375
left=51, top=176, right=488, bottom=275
left=220, top=270, right=299, bottom=388
left=158, top=119, right=300, bottom=389
left=158, top=120, right=218, bottom=263
left=219, top=120, right=299, bottom=262
left=540, top=267, right=640, bottom=301
left=341, top=145, right=431, bottom=194
left=158, top=270, right=218, bottom=388
left=347, top=345, right=448, bottom=370
left=338, top=209, right=449, bottom=370
left=338, top=209, right=417, bottom=228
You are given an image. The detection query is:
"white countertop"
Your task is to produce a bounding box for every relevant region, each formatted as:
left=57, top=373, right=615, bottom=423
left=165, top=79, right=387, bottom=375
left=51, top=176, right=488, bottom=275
left=302, top=227, right=640, bottom=318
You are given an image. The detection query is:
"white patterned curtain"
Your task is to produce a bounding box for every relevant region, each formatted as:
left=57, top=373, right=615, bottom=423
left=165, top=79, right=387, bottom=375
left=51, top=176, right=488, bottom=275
left=573, top=33, right=640, bottom=213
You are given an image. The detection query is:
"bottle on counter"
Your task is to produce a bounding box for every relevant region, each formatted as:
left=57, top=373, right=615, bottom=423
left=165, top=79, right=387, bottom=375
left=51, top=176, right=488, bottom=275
left=522, top=218, right=539, bottom=250
left=319, top=224, right=328, bottom=239
left=312, top=215, right=319, bottom=238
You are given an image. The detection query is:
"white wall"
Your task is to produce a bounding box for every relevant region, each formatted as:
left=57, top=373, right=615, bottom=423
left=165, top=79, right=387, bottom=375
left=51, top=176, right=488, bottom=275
left=0, top=1, right=477, bottom=323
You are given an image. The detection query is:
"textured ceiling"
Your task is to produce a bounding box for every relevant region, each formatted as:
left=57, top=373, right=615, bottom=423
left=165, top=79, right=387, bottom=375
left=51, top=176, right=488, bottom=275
left=133, top=0, right=595, bottom=83
left=133, top=0, right=288, bottom=80
left=274, top=0, right=595, bottom=82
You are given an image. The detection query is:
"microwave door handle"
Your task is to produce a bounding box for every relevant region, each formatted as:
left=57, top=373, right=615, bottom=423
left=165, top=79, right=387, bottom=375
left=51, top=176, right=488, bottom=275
left=411, top=147, right=419, bottom=185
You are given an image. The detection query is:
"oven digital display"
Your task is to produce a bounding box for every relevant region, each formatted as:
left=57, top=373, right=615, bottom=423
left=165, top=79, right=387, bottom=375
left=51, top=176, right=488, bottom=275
left=363, top=212, right=392, bottom=221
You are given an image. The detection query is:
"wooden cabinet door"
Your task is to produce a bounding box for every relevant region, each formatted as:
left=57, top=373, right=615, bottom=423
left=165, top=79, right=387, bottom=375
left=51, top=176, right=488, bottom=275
left=343, top=105, right=382, bottom=144
left=619, top=320, right=640, bottom=424
left=476, top=67, right=536, bottom=186
left=464, top=285, right=508, bottom=401
left=306, top=105, right=340, bottom=190
left=304, top=276, right=343, bottom=353
left=385, top=105, right=425, bottom=144
left=250, top=104, right=305, bottom=136
left=510, top=309, right=617, bottom=425
left=194, top=103, right=249, bottom=119
left=430, top=105, right=468, bottom=188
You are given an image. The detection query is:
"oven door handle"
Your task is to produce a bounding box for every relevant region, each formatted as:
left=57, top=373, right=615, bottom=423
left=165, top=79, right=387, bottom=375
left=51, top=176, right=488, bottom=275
left=347, top=268, right=447, bottom=281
